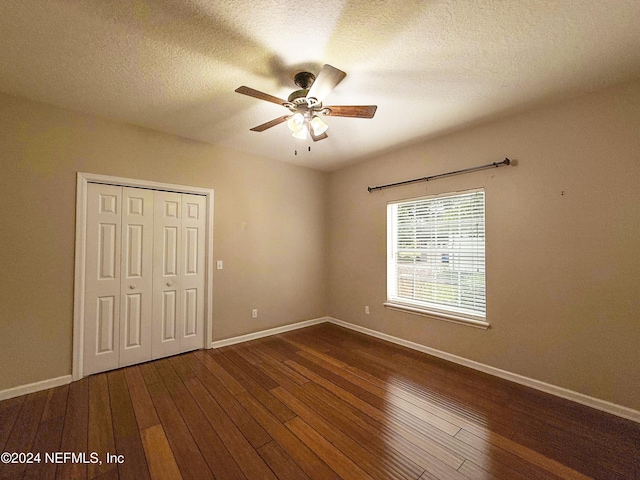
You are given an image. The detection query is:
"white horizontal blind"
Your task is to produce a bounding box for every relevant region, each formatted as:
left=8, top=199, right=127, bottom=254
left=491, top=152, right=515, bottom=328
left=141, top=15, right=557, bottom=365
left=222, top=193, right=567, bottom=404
left=387, top=189, right=486, bottom=319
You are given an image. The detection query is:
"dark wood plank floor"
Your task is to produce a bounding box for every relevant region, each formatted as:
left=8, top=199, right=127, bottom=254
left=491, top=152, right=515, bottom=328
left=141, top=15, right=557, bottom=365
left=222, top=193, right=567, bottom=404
left=1, top=323, right=639, bottom=479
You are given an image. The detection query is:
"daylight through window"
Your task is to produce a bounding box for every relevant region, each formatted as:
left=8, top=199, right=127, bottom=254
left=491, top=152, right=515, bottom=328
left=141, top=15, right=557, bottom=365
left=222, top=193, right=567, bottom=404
left=386, top=189, right=486, bottom=323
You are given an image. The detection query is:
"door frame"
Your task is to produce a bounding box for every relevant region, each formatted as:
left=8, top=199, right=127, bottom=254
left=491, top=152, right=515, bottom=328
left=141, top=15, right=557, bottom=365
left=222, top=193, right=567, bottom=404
left=73, top=172, right=214, bottom=380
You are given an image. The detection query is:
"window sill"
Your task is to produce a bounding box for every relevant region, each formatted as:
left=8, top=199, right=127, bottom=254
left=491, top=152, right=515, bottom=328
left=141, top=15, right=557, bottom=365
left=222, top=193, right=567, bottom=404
left=383, top=302, right=490, bottom=329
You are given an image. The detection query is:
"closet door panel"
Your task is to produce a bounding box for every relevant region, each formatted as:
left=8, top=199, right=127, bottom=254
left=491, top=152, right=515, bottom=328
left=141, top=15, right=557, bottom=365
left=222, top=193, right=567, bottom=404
left=152, top=191, right=183, bottom=359
left=84, top=183, right=122, bottom=375
left=119, top=187, right=154, bottom=367
left=180, top=194, right=206, bottom=351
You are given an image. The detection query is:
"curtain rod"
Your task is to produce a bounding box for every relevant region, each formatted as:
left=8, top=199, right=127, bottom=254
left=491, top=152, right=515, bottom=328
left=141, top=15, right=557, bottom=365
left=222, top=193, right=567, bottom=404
left=367, top=158, right=511, bottom=192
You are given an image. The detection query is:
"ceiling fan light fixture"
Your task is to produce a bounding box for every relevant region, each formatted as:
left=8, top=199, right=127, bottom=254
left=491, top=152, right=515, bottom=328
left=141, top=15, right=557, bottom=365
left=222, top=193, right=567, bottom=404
left=310, top=115, right=328, bottom=135
left=287, top=112, right=305, bottom=133
left=235, top=64, right=377, bottom=141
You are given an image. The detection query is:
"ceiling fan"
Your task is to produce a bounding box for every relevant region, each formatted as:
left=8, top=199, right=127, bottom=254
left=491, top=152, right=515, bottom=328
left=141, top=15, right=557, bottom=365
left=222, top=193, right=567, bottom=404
left=235, top=64, right=377, bottom=141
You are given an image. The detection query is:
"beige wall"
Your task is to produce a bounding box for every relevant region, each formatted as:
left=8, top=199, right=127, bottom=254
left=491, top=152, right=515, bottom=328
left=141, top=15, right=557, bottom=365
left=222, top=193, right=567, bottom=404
left=327, top=80, right=640, bottom=410
left=2, top=79, right=639, bottom=412
left=0, top=93, right=327, bottom=391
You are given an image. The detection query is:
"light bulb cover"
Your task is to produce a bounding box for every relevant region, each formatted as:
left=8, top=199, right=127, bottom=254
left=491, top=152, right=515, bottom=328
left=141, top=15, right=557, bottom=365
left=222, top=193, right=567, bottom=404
left=287, top=113, right=305, bottom=132
left=310, top=115, right=328, bottom=135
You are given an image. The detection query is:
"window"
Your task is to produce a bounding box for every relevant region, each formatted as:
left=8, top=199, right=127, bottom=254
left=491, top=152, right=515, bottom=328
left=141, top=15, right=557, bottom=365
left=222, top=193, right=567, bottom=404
left=386, top=189, right=488, bottom=328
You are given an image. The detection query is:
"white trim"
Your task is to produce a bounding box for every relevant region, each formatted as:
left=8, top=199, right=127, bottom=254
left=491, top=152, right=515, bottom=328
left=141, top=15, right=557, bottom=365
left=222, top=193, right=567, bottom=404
left=76, top=172, right=215, bottom=195
left=383, top=302, right=490, bottom=329
left=386, top=186, right=486, bottom=205
left=327, top=317, right=640, bottom=423
left=73, top=172, right=214, bottom=380
left=205, top=186, right=215, bottom=350
left=0, top=375, right=72, bottom=401
left=5, top=316, right=639, bottom=423
left=73, top=174, right=88, bottom=380
left=3, top=317, right=324, bottom=400
left=210, top=317, right=328, bottom=349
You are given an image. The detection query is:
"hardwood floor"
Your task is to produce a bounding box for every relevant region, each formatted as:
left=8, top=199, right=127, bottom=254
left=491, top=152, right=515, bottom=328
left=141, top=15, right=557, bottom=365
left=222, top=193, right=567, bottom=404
left=1, top=323, right=638, bottom=479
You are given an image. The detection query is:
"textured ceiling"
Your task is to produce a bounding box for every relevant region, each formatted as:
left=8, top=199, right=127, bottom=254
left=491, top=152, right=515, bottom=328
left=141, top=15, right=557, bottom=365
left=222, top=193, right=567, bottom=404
left=1, top=0, right=639, bottom=171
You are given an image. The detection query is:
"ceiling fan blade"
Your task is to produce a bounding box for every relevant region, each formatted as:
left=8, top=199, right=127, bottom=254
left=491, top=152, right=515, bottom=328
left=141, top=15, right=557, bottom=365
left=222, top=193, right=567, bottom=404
left=235, top=86, right=288, bottom=106
left=310, top=130, right=328, bottom=142
left=306, top=64, right=346, bottom=104
left=249, top=115, right=290, bottom=132
left=324, top=105, right=377, bottom=118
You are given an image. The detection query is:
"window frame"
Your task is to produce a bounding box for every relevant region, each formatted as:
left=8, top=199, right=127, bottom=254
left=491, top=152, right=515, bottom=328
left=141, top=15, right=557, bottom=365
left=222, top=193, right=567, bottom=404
left=385, top=188, right=490, bottom=329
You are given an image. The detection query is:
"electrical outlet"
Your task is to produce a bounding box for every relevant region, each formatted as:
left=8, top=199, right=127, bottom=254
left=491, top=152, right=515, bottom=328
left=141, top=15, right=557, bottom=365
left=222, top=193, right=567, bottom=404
left=365, top=305, right=370, bottom=314
left=252, top=309, right=258, bottom=318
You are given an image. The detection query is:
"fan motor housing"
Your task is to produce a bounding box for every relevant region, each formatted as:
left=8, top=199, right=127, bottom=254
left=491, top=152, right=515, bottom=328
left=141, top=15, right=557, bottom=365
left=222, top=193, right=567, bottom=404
left=287, top=89, right=309, bottom=105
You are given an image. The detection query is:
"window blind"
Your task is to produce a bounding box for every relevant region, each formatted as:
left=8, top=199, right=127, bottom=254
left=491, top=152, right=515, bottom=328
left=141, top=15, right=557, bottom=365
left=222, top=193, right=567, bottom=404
left=387, top=189, right=486, bottom=319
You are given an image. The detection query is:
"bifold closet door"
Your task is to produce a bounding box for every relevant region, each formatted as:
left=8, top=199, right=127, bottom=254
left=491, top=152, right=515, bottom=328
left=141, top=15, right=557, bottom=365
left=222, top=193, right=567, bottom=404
left=84, top=184, right=154, bottom=375
left=84, top=183, right=122, bottom=375
left=179, top=194, right=206, bottom=352
left=151, top=191, right=206, bottom=359
left=84, top=184, right=206, bottom=375
left=119, top=187, right=154, bottom=367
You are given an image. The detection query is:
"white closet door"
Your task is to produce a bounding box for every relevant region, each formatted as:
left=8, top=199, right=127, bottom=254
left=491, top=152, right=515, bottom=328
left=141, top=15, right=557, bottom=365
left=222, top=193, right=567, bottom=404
left=152, top=191, right=183, bottom=359
left=83, top=184, right=209, bottom=374
left=84, top=183, right=122, bottom=375
left=180, top=194, right=206, bottom=351
left=119, top=187, right=154, bottom=367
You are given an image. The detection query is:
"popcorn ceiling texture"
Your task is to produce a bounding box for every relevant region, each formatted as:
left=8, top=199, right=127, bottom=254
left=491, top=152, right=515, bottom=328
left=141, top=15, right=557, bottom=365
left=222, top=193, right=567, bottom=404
left=1, top=0, right=639, bottom=170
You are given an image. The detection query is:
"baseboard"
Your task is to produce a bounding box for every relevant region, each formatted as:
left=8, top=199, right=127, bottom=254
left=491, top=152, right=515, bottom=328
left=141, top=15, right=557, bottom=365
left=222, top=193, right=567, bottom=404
left=210, top=316, right=329, bottom=349
left=0, top=375, right=73, bottom=402
left=3, top=317, right=637, bottom=424
left=327, top=317, right=640, bottom=424
left=0, top=318, right=328, bottom=402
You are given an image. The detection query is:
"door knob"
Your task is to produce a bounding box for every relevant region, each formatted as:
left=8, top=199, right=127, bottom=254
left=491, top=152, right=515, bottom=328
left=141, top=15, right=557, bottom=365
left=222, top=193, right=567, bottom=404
left=129, top=285, right=136, bottom=289
left=166, top=281, right=173, bottom=287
